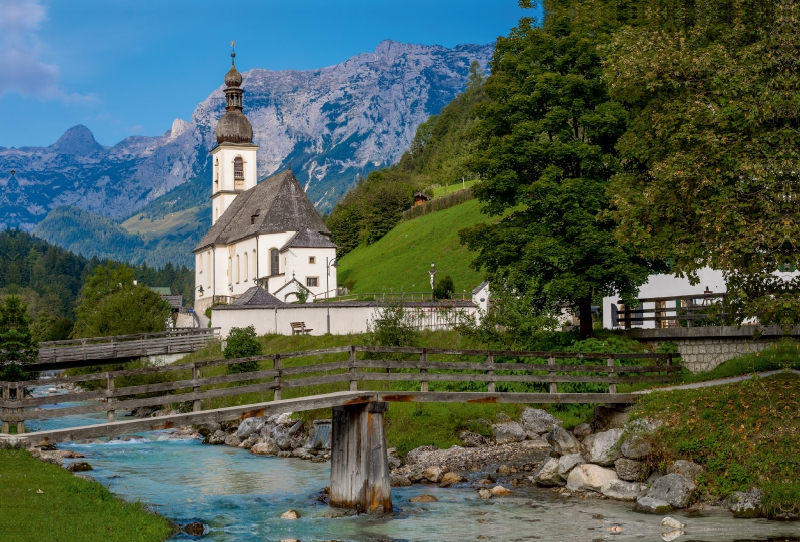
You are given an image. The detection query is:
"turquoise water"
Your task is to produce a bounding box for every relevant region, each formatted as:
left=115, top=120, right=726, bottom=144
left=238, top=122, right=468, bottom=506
left=28, top=388, right=800, bottom=541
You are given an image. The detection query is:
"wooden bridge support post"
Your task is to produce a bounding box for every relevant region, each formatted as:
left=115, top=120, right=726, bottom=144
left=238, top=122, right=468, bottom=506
left=548, top=355, right=557, bottom=394
left=106, top=373, right=115, bottom=423
left=486, top=353, right=495, bottom=393
left=1, top=382, right=9, bottom=434
left=419, top=348, right=428, bottom=392
left=349, top=346, right=358, bottom=391
left=330, top=401, right=392, bottom=514
left=15, top=383, right=25, bottom=434
left=192, top=363, right=202, bottom=412
left=273, top=355, right=282, bottom=401
left=607, top=357, right=616, bottom=395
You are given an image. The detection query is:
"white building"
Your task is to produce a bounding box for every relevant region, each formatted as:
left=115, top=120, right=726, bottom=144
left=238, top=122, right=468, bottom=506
left=194, top=51, right=337, bottom=315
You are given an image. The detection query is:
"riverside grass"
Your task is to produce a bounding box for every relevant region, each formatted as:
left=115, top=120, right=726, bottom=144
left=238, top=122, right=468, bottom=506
left=0, top=448, right=173, bottom=542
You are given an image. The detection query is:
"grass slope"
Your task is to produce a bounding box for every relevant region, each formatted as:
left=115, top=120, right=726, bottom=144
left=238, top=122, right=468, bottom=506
left=0, top=449, right=172, bottom=542
left=336, top=199, right=488, bottom=295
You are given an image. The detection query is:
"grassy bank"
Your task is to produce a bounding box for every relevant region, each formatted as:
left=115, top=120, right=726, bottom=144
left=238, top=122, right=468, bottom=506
left=632, top=370, right=800, bottom=517
left=0, top=448, right=173, bottom=542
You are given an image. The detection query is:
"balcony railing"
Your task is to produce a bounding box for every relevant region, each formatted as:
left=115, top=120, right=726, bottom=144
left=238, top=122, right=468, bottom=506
left=613, top=292, right=729, bottom=329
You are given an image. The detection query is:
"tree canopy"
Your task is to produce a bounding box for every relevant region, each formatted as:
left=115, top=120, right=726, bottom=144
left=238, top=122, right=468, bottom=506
left=0, top=296, right=39, bottom=381
left=460, top=1, right=663, bottom=338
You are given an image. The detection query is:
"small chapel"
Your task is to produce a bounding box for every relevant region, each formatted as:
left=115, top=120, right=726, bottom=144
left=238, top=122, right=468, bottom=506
left=193, top=50, right=337, bottom=314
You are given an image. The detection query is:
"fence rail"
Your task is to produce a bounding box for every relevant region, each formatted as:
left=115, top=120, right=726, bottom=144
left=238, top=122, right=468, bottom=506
left=0, top=346, right=675, bottom=434
left=614, top=293, right=728, bottom=329
left=320, top=292, right=472, bottom=303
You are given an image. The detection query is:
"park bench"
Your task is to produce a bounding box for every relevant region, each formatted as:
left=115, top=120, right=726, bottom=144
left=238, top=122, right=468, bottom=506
left=290, top=322, right=312, bottom=335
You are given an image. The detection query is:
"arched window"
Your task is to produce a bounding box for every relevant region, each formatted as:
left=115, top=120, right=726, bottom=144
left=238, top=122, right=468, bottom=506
left=198, top=253, right=203, bottom=274
left=234, top=156, right=244, bottom=180
left=252, top=249, right=257, bottom=280
left=206, top=252, right=211, bottom=288
left=236, top=255, right=240, bottom=283
left=270, top=249, right=280, bottom=276
left=243, top=252, right=248, bottom=281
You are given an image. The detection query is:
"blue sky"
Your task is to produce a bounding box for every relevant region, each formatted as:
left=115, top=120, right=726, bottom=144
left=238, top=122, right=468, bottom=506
left=0, top=0, right=536, bottom=148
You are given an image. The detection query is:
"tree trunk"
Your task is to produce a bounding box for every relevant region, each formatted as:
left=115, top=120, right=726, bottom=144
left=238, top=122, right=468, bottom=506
left=578, top=296, right=594, bottom=340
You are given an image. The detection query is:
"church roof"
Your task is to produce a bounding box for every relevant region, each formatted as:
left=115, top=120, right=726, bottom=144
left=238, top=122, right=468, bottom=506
left=230, top=286, right=285, bottom=307
left=280, top=227, right=337, bottom=252
left=194, top=169, right=330, bottom=251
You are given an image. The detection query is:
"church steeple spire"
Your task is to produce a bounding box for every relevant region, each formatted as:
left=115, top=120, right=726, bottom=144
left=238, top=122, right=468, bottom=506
left=216, top=42, right=253, bottom=145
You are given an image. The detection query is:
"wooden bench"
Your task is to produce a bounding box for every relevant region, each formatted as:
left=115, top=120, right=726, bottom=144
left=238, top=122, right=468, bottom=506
left=290, top=322, right=312, bottom=335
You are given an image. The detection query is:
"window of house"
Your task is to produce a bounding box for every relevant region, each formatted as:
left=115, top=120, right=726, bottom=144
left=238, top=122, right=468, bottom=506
left=243, top=252, right=248, bottom=281
left=270, top=249, right=280, bottom=276
left=234, top=156, right=244, bottom=179
left=306, top=277, right=318, bottom=287
left=309, top=256, right=316, bottom=264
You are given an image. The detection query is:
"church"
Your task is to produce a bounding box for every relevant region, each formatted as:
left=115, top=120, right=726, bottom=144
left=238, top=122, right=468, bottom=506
left=193, top=50, right=337, bottom=315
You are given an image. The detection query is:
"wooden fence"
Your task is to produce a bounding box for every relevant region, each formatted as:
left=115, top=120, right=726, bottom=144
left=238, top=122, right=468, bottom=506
left=614, top=293, right=728, bottom=329
left=0, top=346, right=677, bottom=435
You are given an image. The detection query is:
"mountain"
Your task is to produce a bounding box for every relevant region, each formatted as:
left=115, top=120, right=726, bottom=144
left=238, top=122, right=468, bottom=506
left=3, top=40, right=493, bottom=240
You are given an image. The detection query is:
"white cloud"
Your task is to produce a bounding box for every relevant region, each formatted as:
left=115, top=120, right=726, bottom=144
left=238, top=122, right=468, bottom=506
left=0, top=0, right=89, bottom=101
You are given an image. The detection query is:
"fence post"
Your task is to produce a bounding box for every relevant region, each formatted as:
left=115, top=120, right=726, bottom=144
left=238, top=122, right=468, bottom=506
left=1, top=382, right=8, bottom=434
left=487, top=353, right=495, bottom=393
left=686, top=299, right=694, bottom=327
left=82, top=339, right=87, bottom=361
left=192, top=362, right=202, bottom=412
left=349, top=346, right=358, bottom=391
left=15, top=382, right=25, bottom=434
left=420, top=348, right=428, bottom=392
left=548, top=354, right=557, bottom=394
left=607, top=356, right=616, bottom=395
left=106, top=373, right=115, bottom=423
left=273, top=354, right=282, bottom=401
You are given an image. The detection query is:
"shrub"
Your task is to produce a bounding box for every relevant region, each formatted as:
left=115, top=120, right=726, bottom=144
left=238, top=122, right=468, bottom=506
left=224, top=325, right=262, bottom=374
left=367, top=301, right=418, bottom=349
left=433, top=275, right=455, bottom=300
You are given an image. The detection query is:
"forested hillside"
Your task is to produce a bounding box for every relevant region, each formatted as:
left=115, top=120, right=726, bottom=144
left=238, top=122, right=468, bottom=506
left=326, top=61, right=487, bottom=257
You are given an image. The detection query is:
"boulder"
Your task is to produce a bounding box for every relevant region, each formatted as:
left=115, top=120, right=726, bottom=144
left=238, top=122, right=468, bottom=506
left=492, top=422, right=526, bottom=444
left=224, top=433, right=242, bottom=447
left=280, top=510, right=300, bottom=519
left=390, top=475, right=412, bottom=487
left=478, top=488, right=492, bottom=499
left=725, top=488, right=763, bottom=518
left=645, top=473, right=696, bottom=508
left=593, top=405, right=631, bottom=430
left=236, top=416, right=265, bottom=439
left=600, top=479, right=647, bottom=501
left=491, top=485, right=511, bottom=496
left=239, top=435, right=259, bottom=450
left=581, top=428, right=623, bottom=466
left=634, top=496, right=673, bottom=514
left=441, top=472, right=464, bottom=484
left=181, top=522, right=206, bottom=536
left=250, top=438, right=280, bottom=456
left=557, top=454, right=586, bottom=479
left=495, top=412, right=512, bottom=423
left=566, top=464, right=618, bottom=493
left=406, top=445, right=438, bottom=465
left=408, top=468, right=425, bottom=483
left=522, top=436, right=551, bottom=448
left=459, top=430, right=489, bottom=447
left=572, top=423, right=593, bottom=440
left=207, top=430, right=227, bottom=445
left=546, top=427, right=580, bottom=456
left=532, top=457, right=565, bottom=487
left=620, top=434, right=652, bottom=460
left=291, top=447, right=312, bottom=460
left=519, top=407, right=562, bottom=437
left=667, top=460, right=704, bottom=483
left=422, top=466, right=443, bottom=483
left=66, top=462, right=93, bottom=473
left=615, top=458, right=648, bottom=482
left=661, top=517, right=685, bottom=529
left=410, top=494, right=438, bottom=503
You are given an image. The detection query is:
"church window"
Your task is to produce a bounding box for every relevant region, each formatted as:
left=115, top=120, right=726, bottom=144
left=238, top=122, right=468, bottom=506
left=270, top=249, right=280, bottom=276
left=236, top=255, right=240, bottom=283
left=198, top=253, right=203, bottom=274
left=306, top=277, right=318, bottom=288
left=243, top=252, right=248, bottom=281
left=252, top=249, right=257, bottom=279
left=214, top=159, right=219, bottom=184
left=309, top=256, right=316, bottom=264
left=206, top=252, right=211, bottom=288
left=234, top=156, right=244, bottom=180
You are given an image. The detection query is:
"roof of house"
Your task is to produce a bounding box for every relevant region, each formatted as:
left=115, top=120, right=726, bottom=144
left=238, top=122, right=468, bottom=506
left=194, top=169, right=330, bottom=251
left=280, top=227, right=337, bottom=252
left=414, top=191, right=431, bottom=200
left=471, top=281, right=489, bottom=296
left=229, top=286, right=285, bottom=308
left=148, top=286, right=172, bottom=295
left=161, top=294, right=183, bottom=309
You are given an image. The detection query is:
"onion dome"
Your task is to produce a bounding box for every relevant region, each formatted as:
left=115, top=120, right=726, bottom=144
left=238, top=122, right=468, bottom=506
left=225, top=52, right=242, bottom=87
left=216, top=44, right=253, bottom=145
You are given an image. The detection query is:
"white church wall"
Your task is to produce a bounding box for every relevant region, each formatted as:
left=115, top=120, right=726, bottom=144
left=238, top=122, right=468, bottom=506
left=281, top=247, right=338, bottom=300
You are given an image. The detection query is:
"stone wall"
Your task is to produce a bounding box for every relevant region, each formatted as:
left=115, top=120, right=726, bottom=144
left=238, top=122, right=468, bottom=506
left=621, top=326, right=796, bottom=373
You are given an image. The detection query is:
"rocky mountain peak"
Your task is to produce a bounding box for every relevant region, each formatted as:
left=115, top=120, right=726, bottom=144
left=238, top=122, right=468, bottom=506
left=49, top=125, right=105, bottom=155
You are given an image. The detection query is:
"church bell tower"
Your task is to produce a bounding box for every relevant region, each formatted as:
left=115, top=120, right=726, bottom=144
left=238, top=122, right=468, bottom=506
left=210, top=44, right=259, bottom=224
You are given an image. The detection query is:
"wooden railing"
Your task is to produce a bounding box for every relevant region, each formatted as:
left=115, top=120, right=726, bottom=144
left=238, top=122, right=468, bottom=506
left=0, top=346, right=677, bottom=434
left=319, top=292, right=473, bottom=303
left=614, top=293, right=728, bottom=329
left=35, top=328, right=220, bottom=367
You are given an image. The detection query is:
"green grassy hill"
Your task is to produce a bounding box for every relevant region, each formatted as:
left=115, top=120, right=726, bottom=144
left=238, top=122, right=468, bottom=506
left=336, top=199, right=489, bottom=295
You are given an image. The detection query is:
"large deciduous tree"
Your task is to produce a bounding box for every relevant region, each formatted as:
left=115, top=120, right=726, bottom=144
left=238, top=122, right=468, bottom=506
left=605, top=0, right=800, bottom=326
left=460, top=0, right=662, bottom=339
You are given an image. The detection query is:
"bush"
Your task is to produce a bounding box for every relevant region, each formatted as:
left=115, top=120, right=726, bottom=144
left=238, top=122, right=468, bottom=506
left=224, top=325, right=262, bottom=374
left=367, top=301, right=418, bottom=349
left=433, top=275, right=455, bottom=300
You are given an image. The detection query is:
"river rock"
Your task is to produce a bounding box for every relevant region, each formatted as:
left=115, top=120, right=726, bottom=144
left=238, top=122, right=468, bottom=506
left=615, top=458, right=648, bottom=482
left=519, top=408, right=562, bottom=436
left=250, top=438, right=280, bottom=456
left=491, top=485, right=511, bottom=496
left=280, top=509, right=300, bottom=519
left=292, top=447, right=312, bottom=460
left=492, top=421, right=526, bottom=444
left=645, top=473, right=696, bottom=508
left=423, top=466, right=444, bottom=483
left=391, top=475, right=412, bottom=487
left=557, top=454, right=586, bottom=479
left=410, top=494, right=438, bottom=503
left=239, top=435, right=259, bottom=450
left=620, top=434, right=651, bottom=460
left=634, top=496, right=673, bottom=514
left=725, top=488, right=762, bottom=518
left=566, top=464, right=618, bottom=493
left=600, top=479, right=647, bottom=501
left=661, top=517, right=685, bottom=529
left=546, top=427, right=580, bottom=456
left=441, top=472, right=464, bottom=484
left=572, top=423, right=593, bottom=440
left=206, top=430, right=227, bottom=445
left=38, top=451, right=63, bottom=466
left=182, top=522, right=206, bottom=536
left=408, top=468, right=425, bottom=483
left=459, top=430, right=489, bottom=447
left=478, top=488, right=492, bottom=499
left=532, top=457, right=565, bottom=487
left=667, top=460, right=704, bottom=483
left=406, top=445, right=439, bottom=465
left=224, top=433, right=242, bottom=447
left=581, top=428, right=623, bottom=466
left=66, top=462, right=93, bottom=472
left=237, top=416, right=265, bottom=439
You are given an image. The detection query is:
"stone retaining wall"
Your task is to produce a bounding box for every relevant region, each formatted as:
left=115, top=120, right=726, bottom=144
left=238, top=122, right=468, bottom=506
left=621, top=326, right=796, bottom=372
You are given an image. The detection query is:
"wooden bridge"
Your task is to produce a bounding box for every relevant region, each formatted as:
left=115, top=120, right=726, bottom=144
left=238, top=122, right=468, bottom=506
left=32, top=328, right=220, bottom=371
left=0, top=345, right=676, bottom=514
